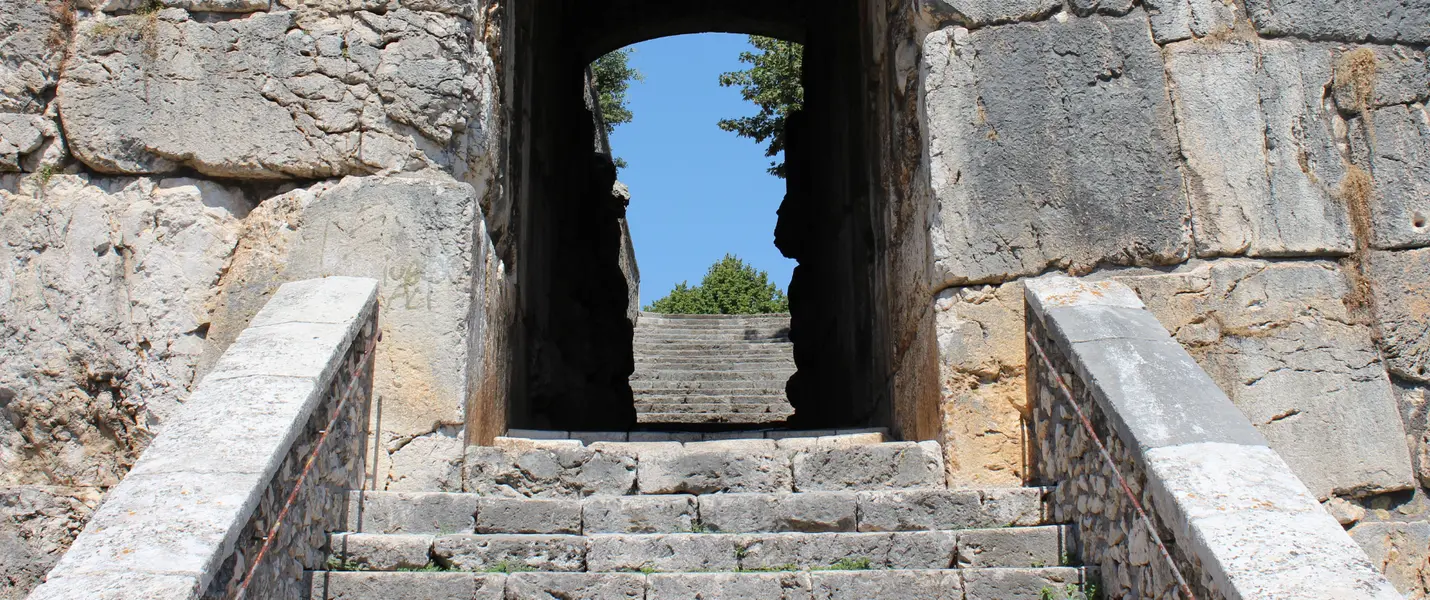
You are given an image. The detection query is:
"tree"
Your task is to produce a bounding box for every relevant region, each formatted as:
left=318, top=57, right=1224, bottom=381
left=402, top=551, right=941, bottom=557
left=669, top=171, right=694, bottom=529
left=645, top=255, right=790, bottom=315
left=591, top=47, right=643, bottom=136
left=717, top=36, right=804, bottom=178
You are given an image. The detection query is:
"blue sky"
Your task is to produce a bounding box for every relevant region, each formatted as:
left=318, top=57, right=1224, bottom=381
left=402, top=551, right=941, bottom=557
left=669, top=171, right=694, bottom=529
left=610, top=34, right=795, bottom=308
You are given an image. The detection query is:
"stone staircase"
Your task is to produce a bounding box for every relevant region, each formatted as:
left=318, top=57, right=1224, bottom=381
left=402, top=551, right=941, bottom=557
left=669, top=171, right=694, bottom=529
left=312, top=433, right=1090, bottom=599
left=631, top=312, right=797, bottom=425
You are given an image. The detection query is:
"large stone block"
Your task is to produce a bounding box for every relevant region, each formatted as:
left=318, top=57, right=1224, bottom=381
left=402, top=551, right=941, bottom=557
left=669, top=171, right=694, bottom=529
left=586, top=533, right=740, bottom=572
left=737, top=531, right=957, bottom=570
left=0, top=0, right=65, bottom=113
left=463, top=446, right=636, bottom=498
left=933, top=283, right=1029, bottom=487
left=1353, top=103, right=1430, bottom=250
left=807, top=570, right=962, bottom=600
left=474, top=498, right=582, bottom=534
left=346, top=491, right=477, bottom=535
left=330, top=533, right=435, bottom=570
left=582, top=495, right=696, bottom=534
left=648, top=572, right=813, bottom=600
left=921, top=15, right=1188, bottom=286
left=1142, top=0, right=1238, bottom=43
left=59, top=8, right=496, bottom=179
left=698, top=492, right=857, bottom=533
left=960, top=567, right=1086, bottom=600
left=504, top=573, right=644, bottom=600
left=1349, top=521, right=1430, bottom=597
left=918, top=0, right=1061, bottom=28
left=637, top=441, right=792, bottom=494
left=1118, top=259, right=1416, bottom=498
left=387, top=432, right=466, bottom=492
left=792, top=442, right=944, bottom=491
left=1243, top=0, right=1430, bottom=44
left=0, top=486, right=99, bottom=599
left=1368, top=249, right=1430, bottom=383
left=432, top=534, right=586, bottom=572
left=956, top=526, right=1069, bottom=568
left=856, top=488, right=1046, bottom=532
left=1165, top=39, right=1353, bottom=257
left=311, top=572, right=503, bottom=600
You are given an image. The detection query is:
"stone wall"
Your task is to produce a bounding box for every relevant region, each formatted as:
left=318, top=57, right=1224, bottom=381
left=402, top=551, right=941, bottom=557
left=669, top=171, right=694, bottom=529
left=25, top=277, right=378, bottom=600
left=1025, top=276, right=1400, bottom=599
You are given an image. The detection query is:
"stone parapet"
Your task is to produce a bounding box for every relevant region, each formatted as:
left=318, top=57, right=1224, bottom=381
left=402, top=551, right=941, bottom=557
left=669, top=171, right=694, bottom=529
left=25, top=277, right=379, bottom=600
left=1024, top=276, right=1401, bottom=600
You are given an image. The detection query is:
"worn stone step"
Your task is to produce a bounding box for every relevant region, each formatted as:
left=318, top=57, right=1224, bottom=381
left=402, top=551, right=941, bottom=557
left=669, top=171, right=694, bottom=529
left=632, top=341, right=793, bottom=351
left=633, top=395, right=789, bottom=406
left=638, top=312, right=790, bottom=322
left=328, top=527, right=1073, bottom=574
left=638, top=412, right=792, bottom=424
left=634, top=358, right=794, bottom=368
left=631, top=381, right=788, bottom=392
left=634, top=403, right=792, bottom=415
left=634, top=330, right=790, bottom=340
left=631, top=369, right=796, bottom=382
left=311, top=567, right=1089, bottom=599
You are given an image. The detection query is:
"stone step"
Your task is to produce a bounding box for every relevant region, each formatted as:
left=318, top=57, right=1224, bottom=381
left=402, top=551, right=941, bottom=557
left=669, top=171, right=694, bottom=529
left=633, top=395, right=789, bottom=406
left=632, top=341, right=793, bottom=352
left=633, top=357, right=794, bottom=367
left=631, top=381, right=787, bottom=392
left=311, top=567, right=1089, bottom=600
left=638, top=412, right=792, bottom=424
left=631, top=349, right=795, bottom=360
left=634, top=403, right=793, bottom=414
left=495, top=429, right=886, bottom=445
left=634, top=330, right=790, bottom=340
left=631, top=370, right=795, bottom=382
left=462, top=440, right=948, bottom=496
left=345, top=488, right=1050, bottom=536
left=638, top=312, right=790, bottom=322
left=328, top=526, right=1073, bottom=573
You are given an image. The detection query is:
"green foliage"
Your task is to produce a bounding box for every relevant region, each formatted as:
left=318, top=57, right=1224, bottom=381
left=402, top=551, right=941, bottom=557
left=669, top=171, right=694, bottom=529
left=325, top=556, right=368, bottom=572
left=825, top=557, right=873, bottom=571
left=396, top=563, right=450, bottom=572
left=591, top=47, right=643, bottom=135
left=717, top=36, right=804, bottom=178
left=1039, top=582, right=1098, bottom=600
left=645, top=254, right=789, bottom=315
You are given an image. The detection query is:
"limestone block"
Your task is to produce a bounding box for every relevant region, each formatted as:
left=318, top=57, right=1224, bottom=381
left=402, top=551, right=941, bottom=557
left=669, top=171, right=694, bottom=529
left=637, top=442, right=792, bottom=494
left=586, top=533, right=740, bottom=572
left=330, top=533, right=434, bottom=570
left=1119, top=259, right=1416, bottom=499
left=857, top=489, right=1045, bottom=531
left=432, top=534, right=586, bottom=572
left=1349, top=521, right=1430, bottom=597
left=1165, top=39, right=1353, bottom=258
left=934, top=283, right=1030, bottom=487
left=0, top=0, right=65, bottom=112
left=1330, top=46, right=1430, bottom=112
left=345, top=491, right=477, bottom=535
left=504, top=573, right=645, bottom=600
left=918, top=0, right=1060, bottom=28
left=60, top=9, right=496, bottom=179
left=462, top=446, right=636, bottom=498
left=24, top=572, right=203, bottom=600
left=956, top=526, right=1068, bottom=568
left=792, top=442, right=944, bottom=491
left=474, top=498, right=582, bottom=534
left=1243, top=0, right=1430, bottom=44
left=1368, top=249, right=1430, bottom=383
left=698, top=492, right=857, bottom=533
left=921, top=16, right=1188, bottom=286
left=737, top=531, right=957, bottom=570
left=387, top=432, right=466, bottom=492
left=960, top=567, right=1086, bottom=600
left=0, top=485, right=99, bottom=599
left=205, top=175, right=485, bottom=488
left=1142, top=0, right=1238, bottom=43
left=582, top=495, right=696, bottom=534
left=311, top=572, right=503, bottom=600
left=1395, top=382, right=1430, bottom=487
left=1353, top=104, right=1430, bottom=250
left=648, top=572, right=813, bottom=600
left=808, top=570, right=962, bottom=600
left=0, top=114, right=50, bottom=172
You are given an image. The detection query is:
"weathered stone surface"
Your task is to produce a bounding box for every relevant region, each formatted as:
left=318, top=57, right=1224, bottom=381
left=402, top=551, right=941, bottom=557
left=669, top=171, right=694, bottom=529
left=24, top=572, right=203, bottom=600
left=311, top=572, right=504, bottom=600
left=586, top=533, right=740, bottom=572
left=1118, top=260, right=1414, bottom=498
left=1349, top=521, right=1430, bottom=597
left=0, top=0, right=65, bottom=113
left=0, top=113, right=64, bottom=173
left=474, top=498, right=582, bottom=534
left=1395, top=382, right=1430, bottom=487
left=637, top=441, right=792, bottom=494
left=582, top=495, right=695, bottom=534
left=648, top=572, right=812, bottom=600
left=922, top=15, right=1188, bottom=286
left=1330, top=46, right=1430, bottom=112
left=1368, top=249, right=1430, bottom=383
left=1165, top=39, right=1354, bottom=257
left=737, top=531, right=957, bottom=570
left=808, top=570, right=961, bottom=600
left=346, top=491, right=477, bottom=535
left=204, top=175, right=484, bottom=490
left=956, top=526, right=1068, bottom=568
left=1143, top=0, right=1238, bottom=43
left=330, top=533, right=435, bottom=570
left=462, top=446, right=636, bottom=498
left=698, top=492, right=857, bottom=533
left=1243, top=0, right=1430, bottom=44
left=918, top=0, right=1060, bottom=28
left=1, top=175, right=248, bottom=493
left=933, top=282, right=1028, bottom=487
left=432, top=534, right=585, bottom=572
left=60, top=9, right=497, bottom=179
left=960, top=567, right=1086, bottom=600
left=504, top=573, right=644, bottom=600
left=386, top=432, right=466, bottom=492
left=0, top=486, right=99, bottom=599
left=857, top=488, right=1046, bottom=532
left=1352, top=103, right=1430, bottom=250
left=792, top=442, right=944, bottom=491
